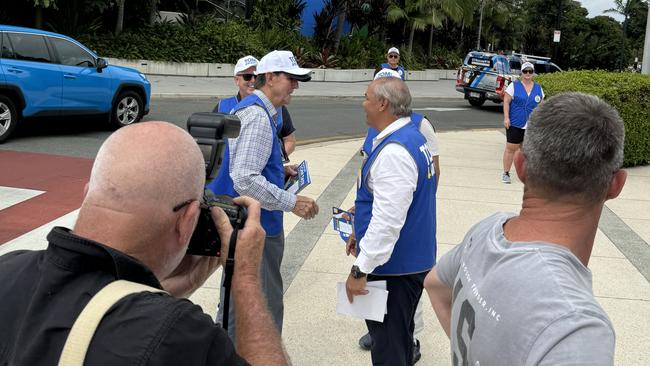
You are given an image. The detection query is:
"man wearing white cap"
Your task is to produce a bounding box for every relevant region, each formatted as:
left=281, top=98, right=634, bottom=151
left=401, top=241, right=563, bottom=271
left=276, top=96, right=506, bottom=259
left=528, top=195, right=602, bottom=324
left=213, top=55, right=298, bottom=161
left=377, top=47, right=405, bottom=80
left=351, top=68, right=440, bottom=363
left=207, top=50, right=318, bottom=339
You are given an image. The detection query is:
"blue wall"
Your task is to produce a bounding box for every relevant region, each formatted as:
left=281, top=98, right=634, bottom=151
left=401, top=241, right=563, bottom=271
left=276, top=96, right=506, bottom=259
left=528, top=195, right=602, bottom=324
left=300, top=0, right=325, bottom=37
left=300, top=0, right=351, bottom=37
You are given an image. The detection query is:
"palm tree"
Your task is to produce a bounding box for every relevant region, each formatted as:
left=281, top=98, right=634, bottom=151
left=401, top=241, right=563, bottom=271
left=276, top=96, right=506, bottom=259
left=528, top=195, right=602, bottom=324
left=387, top=0, right=472, bottom=54
left=423, top=0, right=474, bottom=55
left=604, top=0, right=645, bottom=68
left=604, top=0, right=645, bottom=38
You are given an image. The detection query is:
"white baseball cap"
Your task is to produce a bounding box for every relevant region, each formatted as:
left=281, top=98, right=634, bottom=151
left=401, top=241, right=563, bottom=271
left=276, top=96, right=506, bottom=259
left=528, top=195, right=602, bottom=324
left=374, top=68, right=401, bottom=80
left=255, top=50, right=312, bottom=82
left=234, top=55, right=258, bottom=76
left=387, top=47, right=400, bottom=55
left=521, top=62, right=535, bottom=71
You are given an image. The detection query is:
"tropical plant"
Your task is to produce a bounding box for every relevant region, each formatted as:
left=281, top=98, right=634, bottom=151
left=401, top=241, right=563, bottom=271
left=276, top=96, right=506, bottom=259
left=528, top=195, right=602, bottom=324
left=312, top=0, right=342, bottom=50
left=309, top=48, right=339, bottom=68
left=386, top=0, right=470, bottom=54
left=45, top=0, right=103, bottom=36
left=604, top=0, right=647, bottom=68
left=250, top=0, right=307, bottom=31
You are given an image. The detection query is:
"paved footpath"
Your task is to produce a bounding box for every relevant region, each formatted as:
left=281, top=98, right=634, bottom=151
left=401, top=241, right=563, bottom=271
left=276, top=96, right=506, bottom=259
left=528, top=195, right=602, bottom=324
left=147, top=75, right=461, bottom=99
left=1, top=129, right=648, bottom=365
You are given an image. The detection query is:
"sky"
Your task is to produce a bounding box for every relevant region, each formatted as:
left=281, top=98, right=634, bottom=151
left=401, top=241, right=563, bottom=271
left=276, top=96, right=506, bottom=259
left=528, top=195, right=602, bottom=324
left=580, top=0, right=625, bottom=21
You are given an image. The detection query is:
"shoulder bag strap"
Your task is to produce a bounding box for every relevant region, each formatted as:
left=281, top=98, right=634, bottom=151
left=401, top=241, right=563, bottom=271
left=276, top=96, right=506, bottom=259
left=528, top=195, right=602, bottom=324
left=57, top=280, right=167, bottom=366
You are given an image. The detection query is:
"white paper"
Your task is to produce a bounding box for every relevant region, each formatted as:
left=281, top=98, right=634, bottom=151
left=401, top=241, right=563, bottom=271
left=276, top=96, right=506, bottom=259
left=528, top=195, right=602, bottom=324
left=336, top=281, right=388, bottom=322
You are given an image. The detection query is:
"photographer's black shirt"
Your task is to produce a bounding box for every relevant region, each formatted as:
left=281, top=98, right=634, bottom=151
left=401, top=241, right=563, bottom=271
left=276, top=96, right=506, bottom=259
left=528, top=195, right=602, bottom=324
left=0, top=227, right=249, bottom=366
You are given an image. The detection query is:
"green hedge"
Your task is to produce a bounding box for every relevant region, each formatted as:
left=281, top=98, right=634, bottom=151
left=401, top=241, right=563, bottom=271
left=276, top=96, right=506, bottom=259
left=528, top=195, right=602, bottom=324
left=76, top=20, right=460, bottom=70
left=77, top=20, right=268, bottom=63
left=536, top=71, right=650, bottom=167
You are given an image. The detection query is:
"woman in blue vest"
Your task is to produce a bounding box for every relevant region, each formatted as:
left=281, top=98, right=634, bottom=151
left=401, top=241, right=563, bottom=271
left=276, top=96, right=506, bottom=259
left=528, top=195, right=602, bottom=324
left=376, top=47, right=405, bottom=80
left=501, top=61, right=544, bottom=184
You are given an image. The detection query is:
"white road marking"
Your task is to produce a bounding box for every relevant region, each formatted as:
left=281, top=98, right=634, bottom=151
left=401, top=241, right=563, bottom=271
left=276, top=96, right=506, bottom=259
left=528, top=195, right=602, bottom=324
left=0, top=209, right=80, bottom=256
left=0, top=186, right=45, bottom=211
left=413, top=107, right=469, bottom=111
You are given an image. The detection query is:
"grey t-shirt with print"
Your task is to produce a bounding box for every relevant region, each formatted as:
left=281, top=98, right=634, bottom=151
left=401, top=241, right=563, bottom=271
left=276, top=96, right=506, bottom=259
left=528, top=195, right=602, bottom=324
left=436, top=212, right=615, bottom=366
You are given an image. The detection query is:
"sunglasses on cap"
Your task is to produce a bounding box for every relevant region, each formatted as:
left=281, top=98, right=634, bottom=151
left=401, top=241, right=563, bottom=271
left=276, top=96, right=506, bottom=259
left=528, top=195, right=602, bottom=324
left=522, top=69, right=534, bottom=74
left=239, top=74, right=256, bottom=81
left=388, top=54, right=399, bottom=59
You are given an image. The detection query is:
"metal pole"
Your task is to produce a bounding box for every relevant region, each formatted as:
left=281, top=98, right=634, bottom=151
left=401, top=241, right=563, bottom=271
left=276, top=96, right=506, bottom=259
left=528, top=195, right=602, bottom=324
left=477, top=0, right=485, bottom=50
left=642, top=1, right=650, bottom=74
left=554, top=0, right=562, bottom=61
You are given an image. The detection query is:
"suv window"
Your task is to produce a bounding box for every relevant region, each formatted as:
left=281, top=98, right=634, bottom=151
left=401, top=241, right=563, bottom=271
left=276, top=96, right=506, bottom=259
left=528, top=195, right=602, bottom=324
left=49, top=37, right=95, bottom=67
left=1, top=33, right=15, bottom=59
left=7, top=33, right=52, bottom=63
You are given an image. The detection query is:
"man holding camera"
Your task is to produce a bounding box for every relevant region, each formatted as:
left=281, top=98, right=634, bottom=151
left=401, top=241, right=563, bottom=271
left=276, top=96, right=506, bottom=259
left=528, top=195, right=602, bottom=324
left=208, top=50, right=318, bottom=338
left=425, top=93, right=626, bottom=365
left=345, top=77, right=437, bottom=365
left=0, top=122, right=288, bottom=365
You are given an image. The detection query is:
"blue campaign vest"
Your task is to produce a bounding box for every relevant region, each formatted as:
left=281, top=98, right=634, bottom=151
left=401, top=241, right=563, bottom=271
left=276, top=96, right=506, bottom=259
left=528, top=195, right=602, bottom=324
left=362, top=112, right=423, bottom=156
left=215, top=96, right=238, bottom=113
left=207, top=94, right=285, bottom=235
left=355, top=122, right=437, bottom=275
left=509, top=81, right=543, bottom=128
left=380, top=63, right=405, bottom=80
left=215, top=95, right=284, bottom=131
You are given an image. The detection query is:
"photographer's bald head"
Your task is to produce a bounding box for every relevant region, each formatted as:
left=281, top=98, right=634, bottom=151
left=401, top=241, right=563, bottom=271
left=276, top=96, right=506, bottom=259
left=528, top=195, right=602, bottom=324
left=74, top=122, right=205, bottom=280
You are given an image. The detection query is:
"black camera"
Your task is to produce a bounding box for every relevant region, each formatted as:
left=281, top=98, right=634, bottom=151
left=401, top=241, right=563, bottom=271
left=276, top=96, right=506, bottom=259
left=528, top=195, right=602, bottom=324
left=187, top=191, right=247, bottom=256
left=186, top=112, right=246, bottom=256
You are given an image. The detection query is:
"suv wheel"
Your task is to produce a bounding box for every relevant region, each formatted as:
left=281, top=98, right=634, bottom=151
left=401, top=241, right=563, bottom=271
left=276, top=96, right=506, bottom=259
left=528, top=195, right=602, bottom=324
left=0, top=95, right=18, bottom=143
left=468, top=96, right=486, bottom=107
left=111, top=91, right=143, bottom=128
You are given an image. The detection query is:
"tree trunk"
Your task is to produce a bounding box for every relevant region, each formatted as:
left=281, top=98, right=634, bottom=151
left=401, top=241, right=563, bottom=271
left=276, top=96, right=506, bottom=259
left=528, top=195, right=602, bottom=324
left=428, top=25, right=433, bottom=56
left=35, top=5, right=43, bottom=29
left=459, top=21, right=465, bottom=50
left=245, top=0, right=255, bottom=19
left=333, top=11, right=346, bottom=51
left=149, top=0, right=157, bottom=25
left=408, top=22, right=416, bottom=54
left=116, top=0, right=126, bottom=35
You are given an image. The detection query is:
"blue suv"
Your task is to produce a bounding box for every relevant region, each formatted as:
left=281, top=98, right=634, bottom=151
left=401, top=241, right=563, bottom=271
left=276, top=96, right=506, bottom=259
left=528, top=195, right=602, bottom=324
left=0, top=25, right=151, bottom=142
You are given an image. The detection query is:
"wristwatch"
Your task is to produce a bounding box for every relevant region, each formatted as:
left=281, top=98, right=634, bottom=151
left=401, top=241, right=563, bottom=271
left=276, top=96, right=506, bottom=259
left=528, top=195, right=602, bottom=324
left=350, top=265, right=366, bottom=279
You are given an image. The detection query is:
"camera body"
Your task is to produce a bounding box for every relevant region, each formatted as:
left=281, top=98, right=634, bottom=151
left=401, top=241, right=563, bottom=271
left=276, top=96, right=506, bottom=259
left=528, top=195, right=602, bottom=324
left=186, top=112, right=245, bottom=256
left=186, top=192, right=248, bottom=257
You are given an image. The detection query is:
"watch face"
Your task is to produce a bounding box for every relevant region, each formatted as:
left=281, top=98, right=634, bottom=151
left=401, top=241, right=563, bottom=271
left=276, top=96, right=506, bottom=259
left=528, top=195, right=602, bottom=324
left=351, top=265, right=365, bottom=278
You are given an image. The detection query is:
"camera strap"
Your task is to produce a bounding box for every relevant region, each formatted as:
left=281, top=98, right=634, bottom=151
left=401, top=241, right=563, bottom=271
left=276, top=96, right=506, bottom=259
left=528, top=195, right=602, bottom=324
left=221, top=227, right=239, bottom=330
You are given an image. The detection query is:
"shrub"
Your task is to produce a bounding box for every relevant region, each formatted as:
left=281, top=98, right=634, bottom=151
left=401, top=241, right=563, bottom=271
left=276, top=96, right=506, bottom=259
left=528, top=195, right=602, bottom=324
left=336, top=25, right=385, bottom=69
left=78, top=20, right=267, bottom=63
left=536, top=71, right=650, bottom=167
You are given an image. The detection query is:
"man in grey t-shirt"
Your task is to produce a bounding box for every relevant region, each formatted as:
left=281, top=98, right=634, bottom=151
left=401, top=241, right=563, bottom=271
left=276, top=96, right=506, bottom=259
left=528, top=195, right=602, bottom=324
left=424, top=92, right=628, bottom=366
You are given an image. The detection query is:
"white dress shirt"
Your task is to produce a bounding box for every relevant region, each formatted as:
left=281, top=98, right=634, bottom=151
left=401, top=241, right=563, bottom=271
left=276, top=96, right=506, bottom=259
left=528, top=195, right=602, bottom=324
left=354, top=117, right=418, bottom=274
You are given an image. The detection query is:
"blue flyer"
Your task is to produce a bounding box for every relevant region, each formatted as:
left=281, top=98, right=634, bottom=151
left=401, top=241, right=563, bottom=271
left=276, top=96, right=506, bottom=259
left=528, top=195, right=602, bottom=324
left=332, top=207, right=354, bottom=243
left=285, top=160, right=311, bottom=194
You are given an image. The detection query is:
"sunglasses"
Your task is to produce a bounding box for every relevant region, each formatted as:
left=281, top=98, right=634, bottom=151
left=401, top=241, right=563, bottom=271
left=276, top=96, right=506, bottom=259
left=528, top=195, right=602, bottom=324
left=522, top=69, right=534, bottom=74
left=388, top=54, right=399, bottom=59
left=239, top=74, right=256, bottom=81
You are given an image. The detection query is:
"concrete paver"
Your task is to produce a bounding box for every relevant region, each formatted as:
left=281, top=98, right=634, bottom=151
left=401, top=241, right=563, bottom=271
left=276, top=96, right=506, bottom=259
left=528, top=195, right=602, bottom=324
left=1, top=128, right=648, bottom=365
